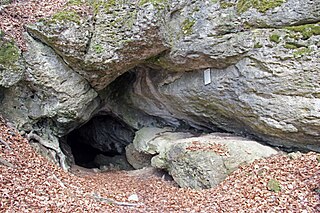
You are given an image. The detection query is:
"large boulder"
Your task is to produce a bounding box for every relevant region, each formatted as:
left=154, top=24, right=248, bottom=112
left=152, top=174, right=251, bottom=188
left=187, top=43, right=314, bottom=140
left=0, top=0, right=319, bottom=169
left=132, top=128, right=278, bottom=189
left=105, top=0, right=320, bottom=151
left=0, top=34, right=99, bottom=169
left=132, top=127, right=194, bottom=154
left=27, top=1, right=168, bottom=90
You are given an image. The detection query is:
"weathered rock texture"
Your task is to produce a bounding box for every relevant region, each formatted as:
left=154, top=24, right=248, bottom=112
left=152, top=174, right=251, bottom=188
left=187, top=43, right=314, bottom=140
left=0, top=0, right=319, bottom=168
left=125, top=143, right=152, bottom=169
left=0, top=31, right=24, bottom=88
left=131, top=127, right=278, bottom=189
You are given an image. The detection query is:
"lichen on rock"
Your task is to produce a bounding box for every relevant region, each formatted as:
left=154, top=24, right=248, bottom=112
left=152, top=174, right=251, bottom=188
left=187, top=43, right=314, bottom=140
left=237, top=0, right=287, bottom=14
left=285, top=23, right=320, bottom=40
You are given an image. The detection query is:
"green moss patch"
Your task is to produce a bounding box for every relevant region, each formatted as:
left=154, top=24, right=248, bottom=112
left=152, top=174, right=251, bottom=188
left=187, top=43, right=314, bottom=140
left=269, top=34, right=280, bottom=43
left=293, top=47, right=311, bottom=58
left=267, top=179, right=281, bottom=192
left=220, top=1, right=234, bottom=9
left=93, top=44, right=104, bottom=54
left=284, top=43, right=298, bottom=49
left=237, top=0, right=286, bottom=14
left=286, top=23, right=320, bottom=40
left=0, top=40, right=20, bottom=67
left=51, top=10, right=81, bottom=24
left=254, top=42, right=263, bottom=48
left=92, top=0, right=116, bottom=14
left=182, top=19, right=196, bottom=35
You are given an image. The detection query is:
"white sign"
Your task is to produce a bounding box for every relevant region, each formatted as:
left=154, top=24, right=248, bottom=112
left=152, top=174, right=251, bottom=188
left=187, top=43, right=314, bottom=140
left=204, top=69, right=211, bottom=85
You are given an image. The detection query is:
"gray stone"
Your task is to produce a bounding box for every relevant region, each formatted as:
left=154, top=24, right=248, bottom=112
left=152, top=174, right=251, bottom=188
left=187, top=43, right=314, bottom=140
left=0, top=32, right=24, bottom=88
left=0, top=0, right=319, bottom=169
left=151, top=133, right=278, bottom=189
left=0, top=34, right=99, bottom=169
left=123, top=24, right=320, bottom=151
left=133, top=127, right=195, bottom=154
left=125, top=143, right=152, bottom=169
left=26, top=1, right=167, bottom=90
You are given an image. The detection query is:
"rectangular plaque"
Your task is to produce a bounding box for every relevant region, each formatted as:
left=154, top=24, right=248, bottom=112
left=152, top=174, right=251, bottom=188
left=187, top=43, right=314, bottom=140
left=204, top=69, right=211, bottom=85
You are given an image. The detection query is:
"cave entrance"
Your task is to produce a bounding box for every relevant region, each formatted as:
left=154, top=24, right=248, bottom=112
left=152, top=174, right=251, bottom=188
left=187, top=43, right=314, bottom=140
left=64, top=114, right=135, bottom=170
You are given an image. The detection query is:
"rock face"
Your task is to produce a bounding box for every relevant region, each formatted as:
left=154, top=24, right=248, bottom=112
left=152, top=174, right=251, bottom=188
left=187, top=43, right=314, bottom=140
left=0, top=0, right=319, bottom=169
left=27, top=1, right=167, bottom=90
left=125, top=143, right=152, bottom=169
left=132, top=128, right=278, bottom=189
left=104, top=0, right=320, bottom=151
left=0, top=34, right=99, bottom=169
left=0, top=32, right=24, bottom=88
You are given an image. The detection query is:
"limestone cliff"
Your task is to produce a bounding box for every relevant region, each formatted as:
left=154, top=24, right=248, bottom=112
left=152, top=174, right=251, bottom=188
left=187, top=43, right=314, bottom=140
left=0, top=0, right=319, bottom=168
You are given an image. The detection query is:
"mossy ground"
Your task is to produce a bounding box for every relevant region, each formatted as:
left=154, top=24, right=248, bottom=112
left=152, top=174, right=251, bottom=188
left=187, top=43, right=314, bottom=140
left=67, top=0, right=83, bottom=5
left=237, top=0, right=286, bottom=14
left=267, top=179, right=281, bottom=192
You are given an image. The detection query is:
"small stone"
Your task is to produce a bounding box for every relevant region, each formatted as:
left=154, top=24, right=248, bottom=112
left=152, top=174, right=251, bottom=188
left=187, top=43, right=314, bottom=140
left=128, top=193, right=139, bottom=202
left=288, top=152, right=302, bottom=160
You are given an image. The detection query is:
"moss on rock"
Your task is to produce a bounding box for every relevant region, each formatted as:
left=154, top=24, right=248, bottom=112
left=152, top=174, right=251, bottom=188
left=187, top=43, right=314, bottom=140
left=93, top=44, right=104, bottom=54
left=293, top=47, right=311, bottom=58
left=220, top=1, right=235, bottom=9
left=51, top=10, right=81, bottom=24
left=92, top=0, right=116, bottom=14
left=139, top=0, right=167, bottom=6
left=182, top=19, right=196, bottom=35
left=269, top=34, right=280, bottom=43
left=284, top=42, right=298, bottom=49
left=0, top=39, right=20, bottom=67
left=254, top=42, right=263, bottom=48
left=286, top=23, right=320, bottom=40
left=237, top=0, right=286, bottom=14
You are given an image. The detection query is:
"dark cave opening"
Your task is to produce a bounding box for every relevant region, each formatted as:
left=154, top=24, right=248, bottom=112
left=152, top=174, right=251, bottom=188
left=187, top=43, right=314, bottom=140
left=64, top=114, right=135, bottom=170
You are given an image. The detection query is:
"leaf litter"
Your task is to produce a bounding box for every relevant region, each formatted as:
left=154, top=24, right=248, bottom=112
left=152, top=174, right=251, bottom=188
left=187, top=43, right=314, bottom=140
left=0, top=0, right=319, bottom=212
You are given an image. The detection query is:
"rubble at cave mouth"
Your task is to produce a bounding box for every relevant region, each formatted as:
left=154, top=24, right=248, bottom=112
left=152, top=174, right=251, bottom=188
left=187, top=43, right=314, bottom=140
left=64, top=114, right=135, bottom=170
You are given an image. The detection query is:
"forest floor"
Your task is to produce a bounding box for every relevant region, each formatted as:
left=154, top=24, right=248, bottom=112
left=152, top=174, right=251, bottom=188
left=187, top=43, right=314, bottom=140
left=0, top=1, right=320, bottom=212
left=0, top=117, right=319, bottom=212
